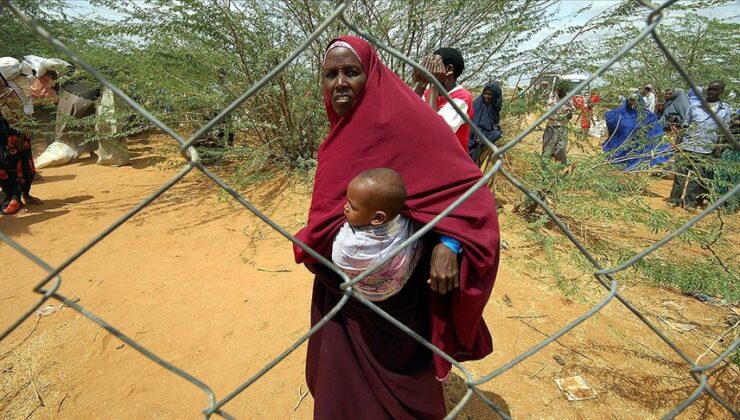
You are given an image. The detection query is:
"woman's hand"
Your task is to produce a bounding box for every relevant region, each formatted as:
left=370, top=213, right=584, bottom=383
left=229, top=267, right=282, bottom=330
left=428, top=242, right=459, bottom=294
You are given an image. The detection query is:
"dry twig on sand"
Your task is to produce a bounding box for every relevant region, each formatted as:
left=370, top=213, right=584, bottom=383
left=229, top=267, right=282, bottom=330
left=508, top=314, right=548, bottom=320
left=57, top=393, right=69, bottom=413
left=1, top=316, right=41, bottom=361
left=13, top=350, right=45, bottom=410
left=518, top=319, right=593, bottom=361
left=294, top=384, right=310, bottom=411
left=695, top=320, right=740, bottom=366
left=256, top=266, right=292, bottom=273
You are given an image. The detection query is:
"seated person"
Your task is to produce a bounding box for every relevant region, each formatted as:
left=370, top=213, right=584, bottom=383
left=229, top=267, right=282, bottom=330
left=331, top=168, right=422, bottom=302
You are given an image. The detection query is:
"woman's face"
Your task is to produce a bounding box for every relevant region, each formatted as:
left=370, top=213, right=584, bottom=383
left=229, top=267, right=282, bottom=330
left=627, top=98, right=638, bottom=110
left=482, top=88, right=493, bottom=104
left=323, top=47, right=367, bottom=117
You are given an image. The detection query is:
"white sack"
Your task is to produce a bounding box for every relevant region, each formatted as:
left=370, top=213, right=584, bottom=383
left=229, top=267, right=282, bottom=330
left=0, top=57, right=21, bottom=80
left=35, top=141, right=75, bottom=169
left=21, top=55, right=71, bottom=77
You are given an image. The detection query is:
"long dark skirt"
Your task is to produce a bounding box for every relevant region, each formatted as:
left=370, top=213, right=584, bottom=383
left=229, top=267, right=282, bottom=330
left=1, top=122, right=35, bottom=210
left=0, top=150, right=34, bottom=202
left=306, top=243, right=446, bottom=419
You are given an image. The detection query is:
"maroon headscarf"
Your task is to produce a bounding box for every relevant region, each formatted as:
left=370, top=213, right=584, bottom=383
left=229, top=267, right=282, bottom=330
left=295, top=35, right=500, bottom=379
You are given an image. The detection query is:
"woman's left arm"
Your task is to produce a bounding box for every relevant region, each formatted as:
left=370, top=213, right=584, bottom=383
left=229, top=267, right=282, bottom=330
left=428, top=238, right=460, bottom=294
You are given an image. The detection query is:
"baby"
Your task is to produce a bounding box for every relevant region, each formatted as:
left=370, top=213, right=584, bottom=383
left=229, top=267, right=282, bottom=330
left=331, top=168, right=422, bottom=301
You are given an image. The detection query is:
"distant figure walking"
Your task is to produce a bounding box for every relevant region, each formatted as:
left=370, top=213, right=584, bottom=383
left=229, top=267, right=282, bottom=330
left=542, top=84, right=574, bottom=164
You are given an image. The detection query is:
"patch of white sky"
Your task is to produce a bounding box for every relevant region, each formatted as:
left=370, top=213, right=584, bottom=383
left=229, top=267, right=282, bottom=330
left=64, top=0, right=125, bottom=20
left=509, top=0, right=738, bottom=85
left=524, top=1, right=738, bottom=50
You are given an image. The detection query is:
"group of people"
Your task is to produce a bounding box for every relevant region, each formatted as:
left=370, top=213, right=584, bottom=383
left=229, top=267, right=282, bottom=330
left=3, top=36, right=734, bottom=418
left=662, top=82, right=738, bottom=211
left=301, top=39, right=739, bottom=417
left=539, top=78, right=738, bottom=213
left=407, top=47, right=504, bottom=164
left=609, top=82, right=736, bottom=212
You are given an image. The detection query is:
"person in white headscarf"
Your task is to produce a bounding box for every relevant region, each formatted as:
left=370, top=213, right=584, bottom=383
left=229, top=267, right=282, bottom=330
left=642, top=84, right=657, bottom=113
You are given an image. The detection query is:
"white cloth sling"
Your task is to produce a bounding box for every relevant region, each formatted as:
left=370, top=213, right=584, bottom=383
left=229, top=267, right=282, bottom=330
left=331, top=215, right=422, bottom=301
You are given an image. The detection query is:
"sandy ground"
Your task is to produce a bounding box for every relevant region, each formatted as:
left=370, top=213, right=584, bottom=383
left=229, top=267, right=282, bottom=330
left=1, top=136, right=738, bottom=419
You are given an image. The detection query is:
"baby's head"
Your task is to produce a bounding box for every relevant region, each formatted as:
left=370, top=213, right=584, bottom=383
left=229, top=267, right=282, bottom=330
left=344, top=168, right=407, bottom=227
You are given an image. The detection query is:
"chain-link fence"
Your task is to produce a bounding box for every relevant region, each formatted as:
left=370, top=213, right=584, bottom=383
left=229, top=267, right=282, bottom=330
left=1, top=0, right=738, bottom=418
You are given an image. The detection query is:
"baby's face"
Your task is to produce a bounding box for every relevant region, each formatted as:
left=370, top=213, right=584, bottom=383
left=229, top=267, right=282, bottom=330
left=344, top=178, right=379, bottom=227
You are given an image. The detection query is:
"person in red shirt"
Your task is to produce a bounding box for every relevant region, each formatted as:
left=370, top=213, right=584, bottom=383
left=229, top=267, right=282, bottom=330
left=1, top=73, right=41, bottom=214
left=412, top=48, right=473, bottom=152
left=573, top=94, right=594, bottom=135
left=589, top=89, right=600, bottom=121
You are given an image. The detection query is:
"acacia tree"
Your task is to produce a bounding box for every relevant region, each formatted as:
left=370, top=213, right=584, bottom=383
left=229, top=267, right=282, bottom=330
left=0, top=0, right=70, bottom=58
left=4, top=0, right=601, bottom=168
left=585, top=11, right=739, bottom=105
left=3, top=0, right=734, bottom=169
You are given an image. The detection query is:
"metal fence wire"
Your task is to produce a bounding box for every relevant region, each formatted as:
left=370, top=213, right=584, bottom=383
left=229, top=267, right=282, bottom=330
left=1, top=0, right=739, bottom=418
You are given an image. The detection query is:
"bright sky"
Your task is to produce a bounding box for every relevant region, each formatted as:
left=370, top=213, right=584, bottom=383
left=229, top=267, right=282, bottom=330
left=508, top=0, right=738, bottom=85
left=527, top=0, right=739, bottom=47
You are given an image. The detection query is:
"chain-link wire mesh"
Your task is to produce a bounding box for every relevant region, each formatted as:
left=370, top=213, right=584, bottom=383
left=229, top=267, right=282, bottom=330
left=1, top=0, right=738, bottom=418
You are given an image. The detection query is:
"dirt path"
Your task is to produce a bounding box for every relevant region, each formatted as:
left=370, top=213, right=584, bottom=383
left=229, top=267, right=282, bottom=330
left=1, top=139, right=737, bottom=419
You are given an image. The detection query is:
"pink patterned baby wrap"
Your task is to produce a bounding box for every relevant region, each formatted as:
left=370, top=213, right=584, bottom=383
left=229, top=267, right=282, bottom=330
left=331, top=215, right=422, bottom=301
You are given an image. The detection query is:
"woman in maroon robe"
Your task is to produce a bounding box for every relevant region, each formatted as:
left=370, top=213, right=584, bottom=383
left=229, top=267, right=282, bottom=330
left=294, top=36, right=500, bottom=419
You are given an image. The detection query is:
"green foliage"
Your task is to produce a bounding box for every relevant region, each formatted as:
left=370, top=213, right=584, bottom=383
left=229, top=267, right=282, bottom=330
left=522, top=218, right=582, bottom=297
left=335, top=0, right=562, bottom=85
left=508, top=143, right=738, bottom=302
left=731, top=349, right=740, bottom=368
left=513, top=149, right=653, bottom=220
left=0, top=0, right=70, bottom=58
left=634, top=256, right=739, bottom=303
left=1, top=0, right=632, bottom=174
left=589, top=12, right=740, bottom=107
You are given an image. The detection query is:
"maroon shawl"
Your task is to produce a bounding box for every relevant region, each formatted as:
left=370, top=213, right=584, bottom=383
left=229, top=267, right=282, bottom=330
left=295, top=36, right=500, bottom=379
